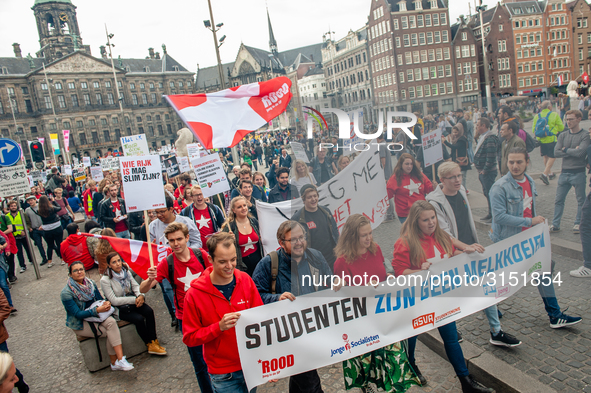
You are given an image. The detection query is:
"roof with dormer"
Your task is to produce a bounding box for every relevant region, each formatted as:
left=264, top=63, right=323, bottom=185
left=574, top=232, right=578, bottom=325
left=387, top=0, right=447, bottom=12
left=33, top=0, right=73, bottom=5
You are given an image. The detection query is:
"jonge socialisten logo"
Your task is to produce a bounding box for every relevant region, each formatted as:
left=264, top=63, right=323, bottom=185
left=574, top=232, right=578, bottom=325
left=330, top=333, right=381, bottom=357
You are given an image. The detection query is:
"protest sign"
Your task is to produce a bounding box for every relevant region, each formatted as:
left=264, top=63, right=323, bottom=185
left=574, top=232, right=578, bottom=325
left=27, top=175, right=34, bottom=188
left=90, top=166, right=104, bottom=182
left=120, top=155, right=166, bottom=212
left=178, top=156, right=191, bottom=173
left=63, top=164, right=72, bottom=176
left=236, top=224, right=552, bottom=389
left=289, top=142, right=309, bottom=163
left=186, top=143, right=206, bottom=158
left=162, top=156, right=180, bottom=178
left=73, top=167, right=86, bottom=182
left=421, top=129, right=444, bottom=168
left=0, top=164, right=30, bottom=198
left=190, top=153, right=231, bottom=198
left=63, top=130, right=70, bottom=152
left=73, top=156, right=79, bottom=166
left=256, top=147, right=389, bottom=252
left=41, top=170, right=47, bottom=181
left=82, top=157, right=91, bottom=167
left=101, top=157, right=120, bottom=171
left=121, top=134, right=149, bottom=156
left=30, top=170, right=43, bottom=182
left=50, top=133, right=60, bottom=155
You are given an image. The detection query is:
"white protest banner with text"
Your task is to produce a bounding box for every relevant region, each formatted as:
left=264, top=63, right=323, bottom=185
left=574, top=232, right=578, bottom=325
left=178, top=156, right=191, bottom=173
left=236, top=224, right=552, bottom=389
left=90, top=166, right=104, bottom=182
left=73, top=167, right=86, bottom=182
left=290, top=142, right=309, bottom=163
left=63, top=164, right=72, bottom=176
left=421, top=129, right=444, bottom=168
left=186, top=143, right=206, bottom=158
left=120, top=155, right=166, bottom=212
left=30, top=171, right=43, bottom=182
left=190, top=153, right=230, bottom=198
left=121, top=134, right=149, bottom=156
left=0, top=164, right=30, bottom=197
left=82, top=157, right=91, bottom=167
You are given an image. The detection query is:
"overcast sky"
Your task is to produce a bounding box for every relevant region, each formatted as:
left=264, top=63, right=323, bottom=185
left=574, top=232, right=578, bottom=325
left=1, top=0, right=497, bottom=73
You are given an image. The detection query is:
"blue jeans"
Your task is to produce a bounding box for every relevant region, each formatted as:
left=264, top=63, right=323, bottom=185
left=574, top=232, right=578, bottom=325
left=407, top=321, right=469, bottom=377
left=478, top=170, right=497, bottom=214
left=467, top=138, right=474, bottom=164
left=0, top=267, right=13, bottom=307
left=178, top=320, right=213, bottom=393
left=0, top=341, right=29, bottom=393
left=552, top=171, right=587, bottom=227
left=159, top=279, right=175, bottom=320
left=398, top=216, right=407, bottom=224
left=537, top=260, right=561, bottom=319
left=116, top=230, right=130, bottom=239
left=581, top=191, right=591, bottom=269
left=209, top=370, right=255, bottom=393
left=483, top=305, right=501, bottom=334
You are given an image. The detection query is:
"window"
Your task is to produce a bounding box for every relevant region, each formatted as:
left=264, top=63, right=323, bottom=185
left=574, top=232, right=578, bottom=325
left=440, top=13, right=446, bottom=25
left=470, top=45, right=475, bottom=57
left=419, top=33, right=425, bottom=45
left=54, top=82, right=62, bottom=90
left=405, top=52, right=412, bottom=64
left=79, top=133, right=87, bottom=145
left=151, top=93, right=157, bottom=103
left=499, top=24, right=503, bottom=31
left=140, top=83, right=145, bottom=89
left=395, top=37, right=401, bottom=47
left=89, top=119, right=96, bottom=126
left=58, top=95, right=66, bottom=108
left=93, top=82, right=100, bottom=89
left=437, top=65, right=444, bottom=77
left=516, top=36, right=521, bottom=44
left=398, top=54, right=403, bottom=65
left=462, top=45, right=470, bottom=57
left=411, top=33, right=418, bottom=46
left=413, top=51, right=420, bottom=63
left=436, top=48, right=443, bottom=61
left=91, top=132, right=99, bottom=144
left=430, top=66, right=437, bottom=78
left=399, top=72, right=405, bottom=83
left=403, top=34, right=410, bottom=46
left=417, top=15, right=424, bottom=27
left=43, top=96, right=52, bottom=109
left=401, top=16, right=408, bottom=29
left=410, top=16, right=416, bottom=28
left=445, top=64, right=451, bottom=77
left=409, top=87, right=415, bottom=99
left=435, top=31, right=441, bottom=43
left=417, top=85, right=423, bottom=98
left=433, top=13, right=439, bottom=26
left=107, top=93, right=114, bottom=105
left=422, top=67, right=429, bottom=80
left=105, top=81, right=111, bottom=88
left=464, top=63, right=471, bottom=74
left=393, top=19, right=399, bottom=29
left=462, top=32, right=467, bottom=41
left=421, top=50, right=428, bottom=62
left=112, top=117, right=119, bottom=124
left=103, top=130, right=111, bottom=142
left=415, top=68, right=422, bottom=80
left=68, top=82, right=75, bottom=89
left=426, top=14, right=432, bottom=27
left=425, top=84, right=431, bottom=96
left=71, top=94, right=79, bottom=107
left=76, top=120, right=84, bottom=128
left=427, top=32, right=433, bottom=45
left=142, top=94, right=148, bottom=105
left=407, top=69, right=414, bottom=82
left=428, top=49, right=435, bottom=61
left=442, top=31, right=449, bottom=43
left=95, top=93, right=103, bottom=105
left=169, top=82, right=175, bottom=88
left=101, top=118, right=108, bottom=126
left=432, top=83, right=438, bottom=95
left=456, top=47, right=461, bottom=59
left=401, top=90, right=406, bottom=100
left=118, top=81, right=123, bottom=88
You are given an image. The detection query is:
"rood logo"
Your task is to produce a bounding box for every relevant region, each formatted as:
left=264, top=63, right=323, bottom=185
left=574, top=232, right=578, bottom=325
left=261, top=83, right=290, bottom=109
left=412, top=313, right=435, bottom=329
left=259, top=354, right=295, bottom=374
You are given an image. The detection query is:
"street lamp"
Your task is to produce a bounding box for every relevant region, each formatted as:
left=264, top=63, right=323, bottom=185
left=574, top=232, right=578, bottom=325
left=105, top=25, right=124, bottom=113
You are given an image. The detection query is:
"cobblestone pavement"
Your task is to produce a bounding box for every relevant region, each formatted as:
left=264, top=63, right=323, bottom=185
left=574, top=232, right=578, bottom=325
left=6, top=247, right=461, bottom=392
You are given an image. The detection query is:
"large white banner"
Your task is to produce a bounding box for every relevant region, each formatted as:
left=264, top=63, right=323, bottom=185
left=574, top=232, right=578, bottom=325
left=236, top=224, right=552, bottom=389
left=255, top=147, right=389, bottom=253
left=120, top=155, right=166, bottom=212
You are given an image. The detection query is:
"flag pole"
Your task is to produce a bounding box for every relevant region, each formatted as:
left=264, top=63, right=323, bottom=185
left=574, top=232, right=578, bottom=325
left=144, top=210, right=154, bottom=267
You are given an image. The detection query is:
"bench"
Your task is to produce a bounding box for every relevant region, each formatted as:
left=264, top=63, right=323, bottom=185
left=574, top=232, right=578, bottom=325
left=77, top=320, right=147, bottom=372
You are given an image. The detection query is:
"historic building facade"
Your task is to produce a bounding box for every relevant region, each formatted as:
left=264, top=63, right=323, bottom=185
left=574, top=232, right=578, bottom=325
left=0, top=0, right=193, bottom=162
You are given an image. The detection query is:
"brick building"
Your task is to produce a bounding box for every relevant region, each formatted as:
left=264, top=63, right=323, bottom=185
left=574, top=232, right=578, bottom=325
left=568, top=0, right=591, bottom=79
left=451, top=18, right=480, bottom=109
left=544, top=0, right=574, bottom=86
left=322, top=27, right=374, bottom=121
left=0, top=0, right=193, bottom=162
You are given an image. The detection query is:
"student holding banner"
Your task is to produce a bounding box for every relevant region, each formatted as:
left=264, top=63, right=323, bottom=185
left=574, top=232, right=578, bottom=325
left=334, top=214, right=420, bottom=392
left=489, top=147, right=582, bottom=329
left=386, top=153, right=434, bottom=224
left=392, top=201, right=493, bottom=393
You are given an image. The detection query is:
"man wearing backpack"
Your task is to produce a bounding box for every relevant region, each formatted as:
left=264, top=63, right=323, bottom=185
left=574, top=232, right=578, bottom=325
left=140, top=222, right=213, bottom=393
left=532, top=100, right=564, bottom=185
left=252, top=220, right=331, bottom=392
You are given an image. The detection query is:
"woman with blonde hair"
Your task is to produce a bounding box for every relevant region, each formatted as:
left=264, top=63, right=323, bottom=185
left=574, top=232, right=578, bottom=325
left=290, top=159, right=317, bottom=192
left=334, top=214, right=419, bottom=392
left=253, top=171, right=268, bottom=199
left=336, top=155, right=351, bottom=174
left=0, top=352, right=19, bottom=393
left=221, top=196, right=262, bottom=276
left=95, top=228, right=117, bottom=275
left=391, top=201, right=491, bottom=393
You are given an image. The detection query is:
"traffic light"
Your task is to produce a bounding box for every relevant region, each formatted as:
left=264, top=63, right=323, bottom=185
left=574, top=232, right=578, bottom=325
left=30, top=141, right=45, bottom=162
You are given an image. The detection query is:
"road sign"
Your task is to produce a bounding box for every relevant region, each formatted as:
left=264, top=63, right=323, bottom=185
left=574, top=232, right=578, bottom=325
left=0, top=139, right=22, bottom=167
left=0, top=163, right=30, bottom=198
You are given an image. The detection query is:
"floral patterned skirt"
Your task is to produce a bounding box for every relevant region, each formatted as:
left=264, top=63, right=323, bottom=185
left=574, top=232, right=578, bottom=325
left=342, top=341, right=420, bottom=392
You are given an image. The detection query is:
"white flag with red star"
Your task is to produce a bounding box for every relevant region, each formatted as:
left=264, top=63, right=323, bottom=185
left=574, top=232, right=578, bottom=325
left=165, top=77, right=292, bottom=149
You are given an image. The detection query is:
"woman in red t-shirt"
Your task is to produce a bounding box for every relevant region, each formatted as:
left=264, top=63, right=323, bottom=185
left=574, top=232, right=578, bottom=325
left=392, top=201, right=491, bottom=392
left=386, top=153, right=433, bottom=224
left=221, top=196, right=262, bottom=277
left=334, top=214, right=420, bottom=392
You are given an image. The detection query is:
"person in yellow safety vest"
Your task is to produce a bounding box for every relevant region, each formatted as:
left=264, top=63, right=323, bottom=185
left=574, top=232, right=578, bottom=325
left=82, top=180, right=96, bottom=220
left=6, top=201, right=32, bottom=274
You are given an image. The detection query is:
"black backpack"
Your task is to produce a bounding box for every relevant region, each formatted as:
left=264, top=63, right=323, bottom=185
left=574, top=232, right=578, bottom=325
left=166, top=247, right=206, bottom=309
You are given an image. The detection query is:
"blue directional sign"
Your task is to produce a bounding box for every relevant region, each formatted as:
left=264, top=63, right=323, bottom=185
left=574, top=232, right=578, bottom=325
left=0, top=138, right=23, bottom=167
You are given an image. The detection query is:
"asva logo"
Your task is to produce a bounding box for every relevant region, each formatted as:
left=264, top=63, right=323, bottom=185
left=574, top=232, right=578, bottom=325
left=259, top=354, right=295, bottom=374
left=412, top=313, right=435, bottom=329
left=306, top=108, right=418, bottom=141
left=261, top=83, right=290, bottom=109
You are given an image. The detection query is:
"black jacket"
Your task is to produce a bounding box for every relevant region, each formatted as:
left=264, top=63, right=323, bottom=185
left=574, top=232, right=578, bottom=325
left=92, top=192, right=105, bottom=225
left=128, top=211, right=145, bottom=239
left=99, top=197, right=127, bottom=232
left=268, top=183, right=300, bottom=203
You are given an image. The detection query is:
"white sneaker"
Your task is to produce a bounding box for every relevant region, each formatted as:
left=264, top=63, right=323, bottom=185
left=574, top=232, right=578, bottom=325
left=573, top=224, right=580, bottom=234
left=111, top=356, right=134, bottom=371
left=47, top=262, right=53, bottom=268
left=60, top=260, right=66, bottom=266
left=570, top=266, right=591, bottom=278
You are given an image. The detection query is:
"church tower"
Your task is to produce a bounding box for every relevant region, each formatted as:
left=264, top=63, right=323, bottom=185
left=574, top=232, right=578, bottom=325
left=32, top=0, right=86, bottom=62
left=267, top=8, right=278, bottom=56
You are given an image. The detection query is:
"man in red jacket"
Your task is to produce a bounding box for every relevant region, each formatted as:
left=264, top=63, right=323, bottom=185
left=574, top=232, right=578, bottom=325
left=182, top=231, right=263, bottom=393
left=60, top=223, right=95, bottom=272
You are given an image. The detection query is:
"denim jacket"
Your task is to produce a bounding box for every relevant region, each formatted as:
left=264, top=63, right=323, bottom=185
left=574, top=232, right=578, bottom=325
left=489, top=172, right=537, bottom=243
left=61, top=279, right=115, bottom=330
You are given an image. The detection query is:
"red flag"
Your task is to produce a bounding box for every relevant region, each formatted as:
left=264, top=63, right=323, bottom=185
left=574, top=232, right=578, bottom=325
left=583, top=72, right=589, bottom=84
left=81, top=233, right=171, bottom=279
left=165, top=76, right=292, bottom=149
